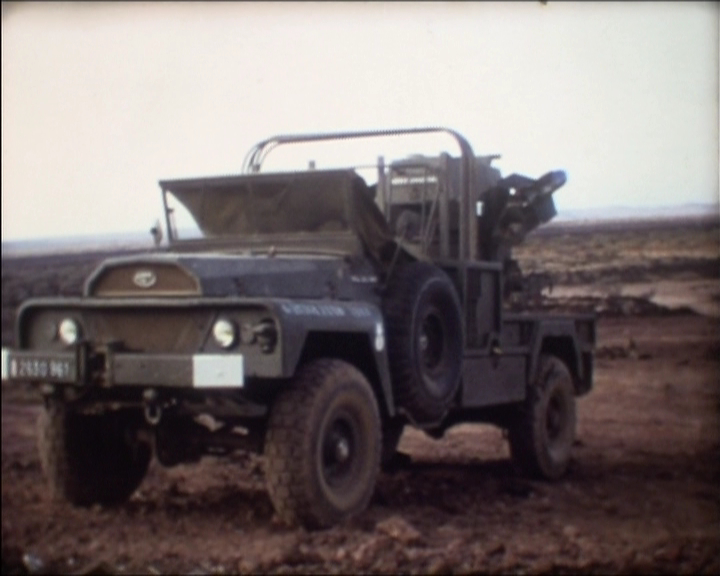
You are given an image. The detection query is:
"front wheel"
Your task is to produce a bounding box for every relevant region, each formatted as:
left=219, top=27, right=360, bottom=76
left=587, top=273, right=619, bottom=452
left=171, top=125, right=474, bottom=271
left=264, top=359, right=381, bottom=529
left=508, top=355, right=576, bottom=480
left=37, top=401, right=151, bottom=506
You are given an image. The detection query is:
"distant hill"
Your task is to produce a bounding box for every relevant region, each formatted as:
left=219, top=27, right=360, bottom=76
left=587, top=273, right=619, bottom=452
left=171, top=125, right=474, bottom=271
left=1, top=231, right=155, bottom=257
left=2, top=203, right=718, bottom=256
left=553, top=203, right=719, bottom=222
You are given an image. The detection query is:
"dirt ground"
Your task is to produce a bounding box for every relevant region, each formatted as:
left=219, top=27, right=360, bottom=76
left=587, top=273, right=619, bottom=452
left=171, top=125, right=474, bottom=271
left=2, top=216, right=719, bottom=575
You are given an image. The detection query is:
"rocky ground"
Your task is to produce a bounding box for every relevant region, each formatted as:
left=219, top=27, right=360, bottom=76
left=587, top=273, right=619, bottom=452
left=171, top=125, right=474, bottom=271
left=2, top=216, right=719, bottom=574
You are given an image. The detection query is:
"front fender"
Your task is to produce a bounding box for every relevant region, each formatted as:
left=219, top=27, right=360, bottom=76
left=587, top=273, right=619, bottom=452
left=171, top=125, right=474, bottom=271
left=272, top=300, right=394, bottom=415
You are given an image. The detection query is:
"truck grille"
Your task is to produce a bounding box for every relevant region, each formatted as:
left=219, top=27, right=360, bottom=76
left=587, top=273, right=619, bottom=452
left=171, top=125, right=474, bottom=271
left=87, top=262, right=201, bottom=297
left=23, top=308, right=213, bottom=354
left=86, top=309, right=211, bottom=353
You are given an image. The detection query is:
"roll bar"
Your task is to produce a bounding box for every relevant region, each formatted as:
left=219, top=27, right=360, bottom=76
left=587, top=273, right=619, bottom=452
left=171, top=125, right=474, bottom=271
left=241, top=127, right=480, bottom=260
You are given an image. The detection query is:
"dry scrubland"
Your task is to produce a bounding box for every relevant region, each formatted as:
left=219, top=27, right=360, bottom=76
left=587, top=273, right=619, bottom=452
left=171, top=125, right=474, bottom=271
left=2, top=216, right=719, bottom=575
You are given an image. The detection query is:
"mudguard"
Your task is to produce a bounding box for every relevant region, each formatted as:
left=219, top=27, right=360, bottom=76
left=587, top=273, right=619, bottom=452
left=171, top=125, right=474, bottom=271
left=271, top=299, right=395, bottom=416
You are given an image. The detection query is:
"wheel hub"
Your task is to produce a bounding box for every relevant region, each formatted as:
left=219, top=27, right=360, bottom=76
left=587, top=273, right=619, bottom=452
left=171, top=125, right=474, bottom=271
left=546, top=393, right=565, bottom=440
left=420, top=312, right=444, bottom=371
left=323, top=419, right=356, bottom=485
left=334, top=437, right=350, bottom=462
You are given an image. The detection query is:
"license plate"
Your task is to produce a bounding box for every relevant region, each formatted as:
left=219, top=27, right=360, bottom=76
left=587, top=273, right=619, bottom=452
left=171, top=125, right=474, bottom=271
left=6, top=353, right=76, bottom=382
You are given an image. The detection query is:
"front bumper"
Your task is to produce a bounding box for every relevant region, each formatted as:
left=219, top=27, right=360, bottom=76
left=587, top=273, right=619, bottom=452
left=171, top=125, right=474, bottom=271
left=1, top=347, right=245, bottom=389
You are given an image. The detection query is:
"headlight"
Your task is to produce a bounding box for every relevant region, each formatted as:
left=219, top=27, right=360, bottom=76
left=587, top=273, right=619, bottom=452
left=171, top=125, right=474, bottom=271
left=212, top=319, right=237, bottom=348
left=58, top=318, right=81, bottom=345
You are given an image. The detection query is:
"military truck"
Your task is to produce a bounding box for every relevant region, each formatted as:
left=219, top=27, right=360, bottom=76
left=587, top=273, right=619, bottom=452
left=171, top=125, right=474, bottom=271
left=1, top=128, right=594, bottom=528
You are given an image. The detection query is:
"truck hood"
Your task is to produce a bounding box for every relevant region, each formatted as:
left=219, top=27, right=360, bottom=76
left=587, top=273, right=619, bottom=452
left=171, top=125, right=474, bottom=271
left=84, top=252, right=378, bottom=300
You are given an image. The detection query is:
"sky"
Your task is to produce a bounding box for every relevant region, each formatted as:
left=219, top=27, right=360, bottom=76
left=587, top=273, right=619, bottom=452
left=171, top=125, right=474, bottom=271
left=2, top=1, right=718, bottom=241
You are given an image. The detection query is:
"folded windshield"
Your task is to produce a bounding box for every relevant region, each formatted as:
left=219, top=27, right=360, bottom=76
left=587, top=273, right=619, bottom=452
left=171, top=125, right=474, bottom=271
left=163, top=171, right=357, bottom=241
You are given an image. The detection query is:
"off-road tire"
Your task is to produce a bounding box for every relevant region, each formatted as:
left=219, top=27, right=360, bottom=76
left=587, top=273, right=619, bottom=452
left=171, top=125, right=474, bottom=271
left=264, top=359, right=381, bottom=529
left=383, top=261, right=463, bottom=424
left=508, top=355, right=576, bottom=480
left=37, top=401, right=151, bottom=506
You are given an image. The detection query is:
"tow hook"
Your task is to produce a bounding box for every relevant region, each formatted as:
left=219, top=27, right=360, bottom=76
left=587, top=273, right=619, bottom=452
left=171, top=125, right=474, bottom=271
left=143, top=388, right=162, bottom=426
left=144, top=403, right=162, bottom=426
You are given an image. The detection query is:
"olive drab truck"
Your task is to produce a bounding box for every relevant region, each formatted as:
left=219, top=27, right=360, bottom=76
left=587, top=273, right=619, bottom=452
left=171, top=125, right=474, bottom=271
left=1, top=128, right=595, bottom=528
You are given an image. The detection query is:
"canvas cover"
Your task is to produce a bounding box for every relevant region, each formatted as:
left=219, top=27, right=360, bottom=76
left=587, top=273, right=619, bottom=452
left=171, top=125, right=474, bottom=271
left=165, top=170, right=395, bottom=262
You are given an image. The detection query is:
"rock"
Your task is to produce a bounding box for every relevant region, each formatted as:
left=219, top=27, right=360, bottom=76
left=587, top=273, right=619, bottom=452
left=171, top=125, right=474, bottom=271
left=653, top=543, right=683, bottom=563
left=542, top=542, right=561, bottom=559
left=486, top=542, right=506, bottom=558
left=351, top=538, right=380, bottom=564
left=401, top=547, right=422, bottom=562
left=427, top=556, right=450, bottom=574
left=72, top=560, right=117, bottom=575
left=238, top=558, right=258, bottom=573
left=535, top=497, right=553, bottom=512
left=376, top=516, right=423, bottom=545
left=22, top=553, right=44, bottom=574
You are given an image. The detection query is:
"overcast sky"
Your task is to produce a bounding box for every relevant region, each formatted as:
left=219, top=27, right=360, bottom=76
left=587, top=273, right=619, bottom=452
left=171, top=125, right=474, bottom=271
left=2, top=1, right=718, bottom=241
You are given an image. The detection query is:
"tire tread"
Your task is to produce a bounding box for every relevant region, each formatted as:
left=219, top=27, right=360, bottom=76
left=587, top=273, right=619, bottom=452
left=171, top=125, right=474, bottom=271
left=265, top=359, right=380, bottom=528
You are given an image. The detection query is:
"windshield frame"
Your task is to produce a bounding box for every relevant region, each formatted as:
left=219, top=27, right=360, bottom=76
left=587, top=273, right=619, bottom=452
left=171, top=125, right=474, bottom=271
left=160, top=168, right=362, bottom=246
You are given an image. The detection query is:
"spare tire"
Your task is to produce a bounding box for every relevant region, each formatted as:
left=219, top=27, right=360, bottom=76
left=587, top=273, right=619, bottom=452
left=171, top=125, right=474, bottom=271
left=383, top=261, right=463, bottom=424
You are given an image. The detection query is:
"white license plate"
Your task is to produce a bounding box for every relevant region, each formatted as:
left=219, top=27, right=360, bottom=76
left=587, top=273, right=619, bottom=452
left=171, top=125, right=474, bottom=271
left=192, top=354, right=244, bottom=388
left=4, top=351, right=76, bottom=382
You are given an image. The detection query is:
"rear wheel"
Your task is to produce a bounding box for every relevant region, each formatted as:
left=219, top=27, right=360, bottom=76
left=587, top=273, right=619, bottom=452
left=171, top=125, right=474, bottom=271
left=37, top=400, right=151, bottom=506
left=264, top=359, right=381, bottom=528
left=508, top=355, right=576, bottom=479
